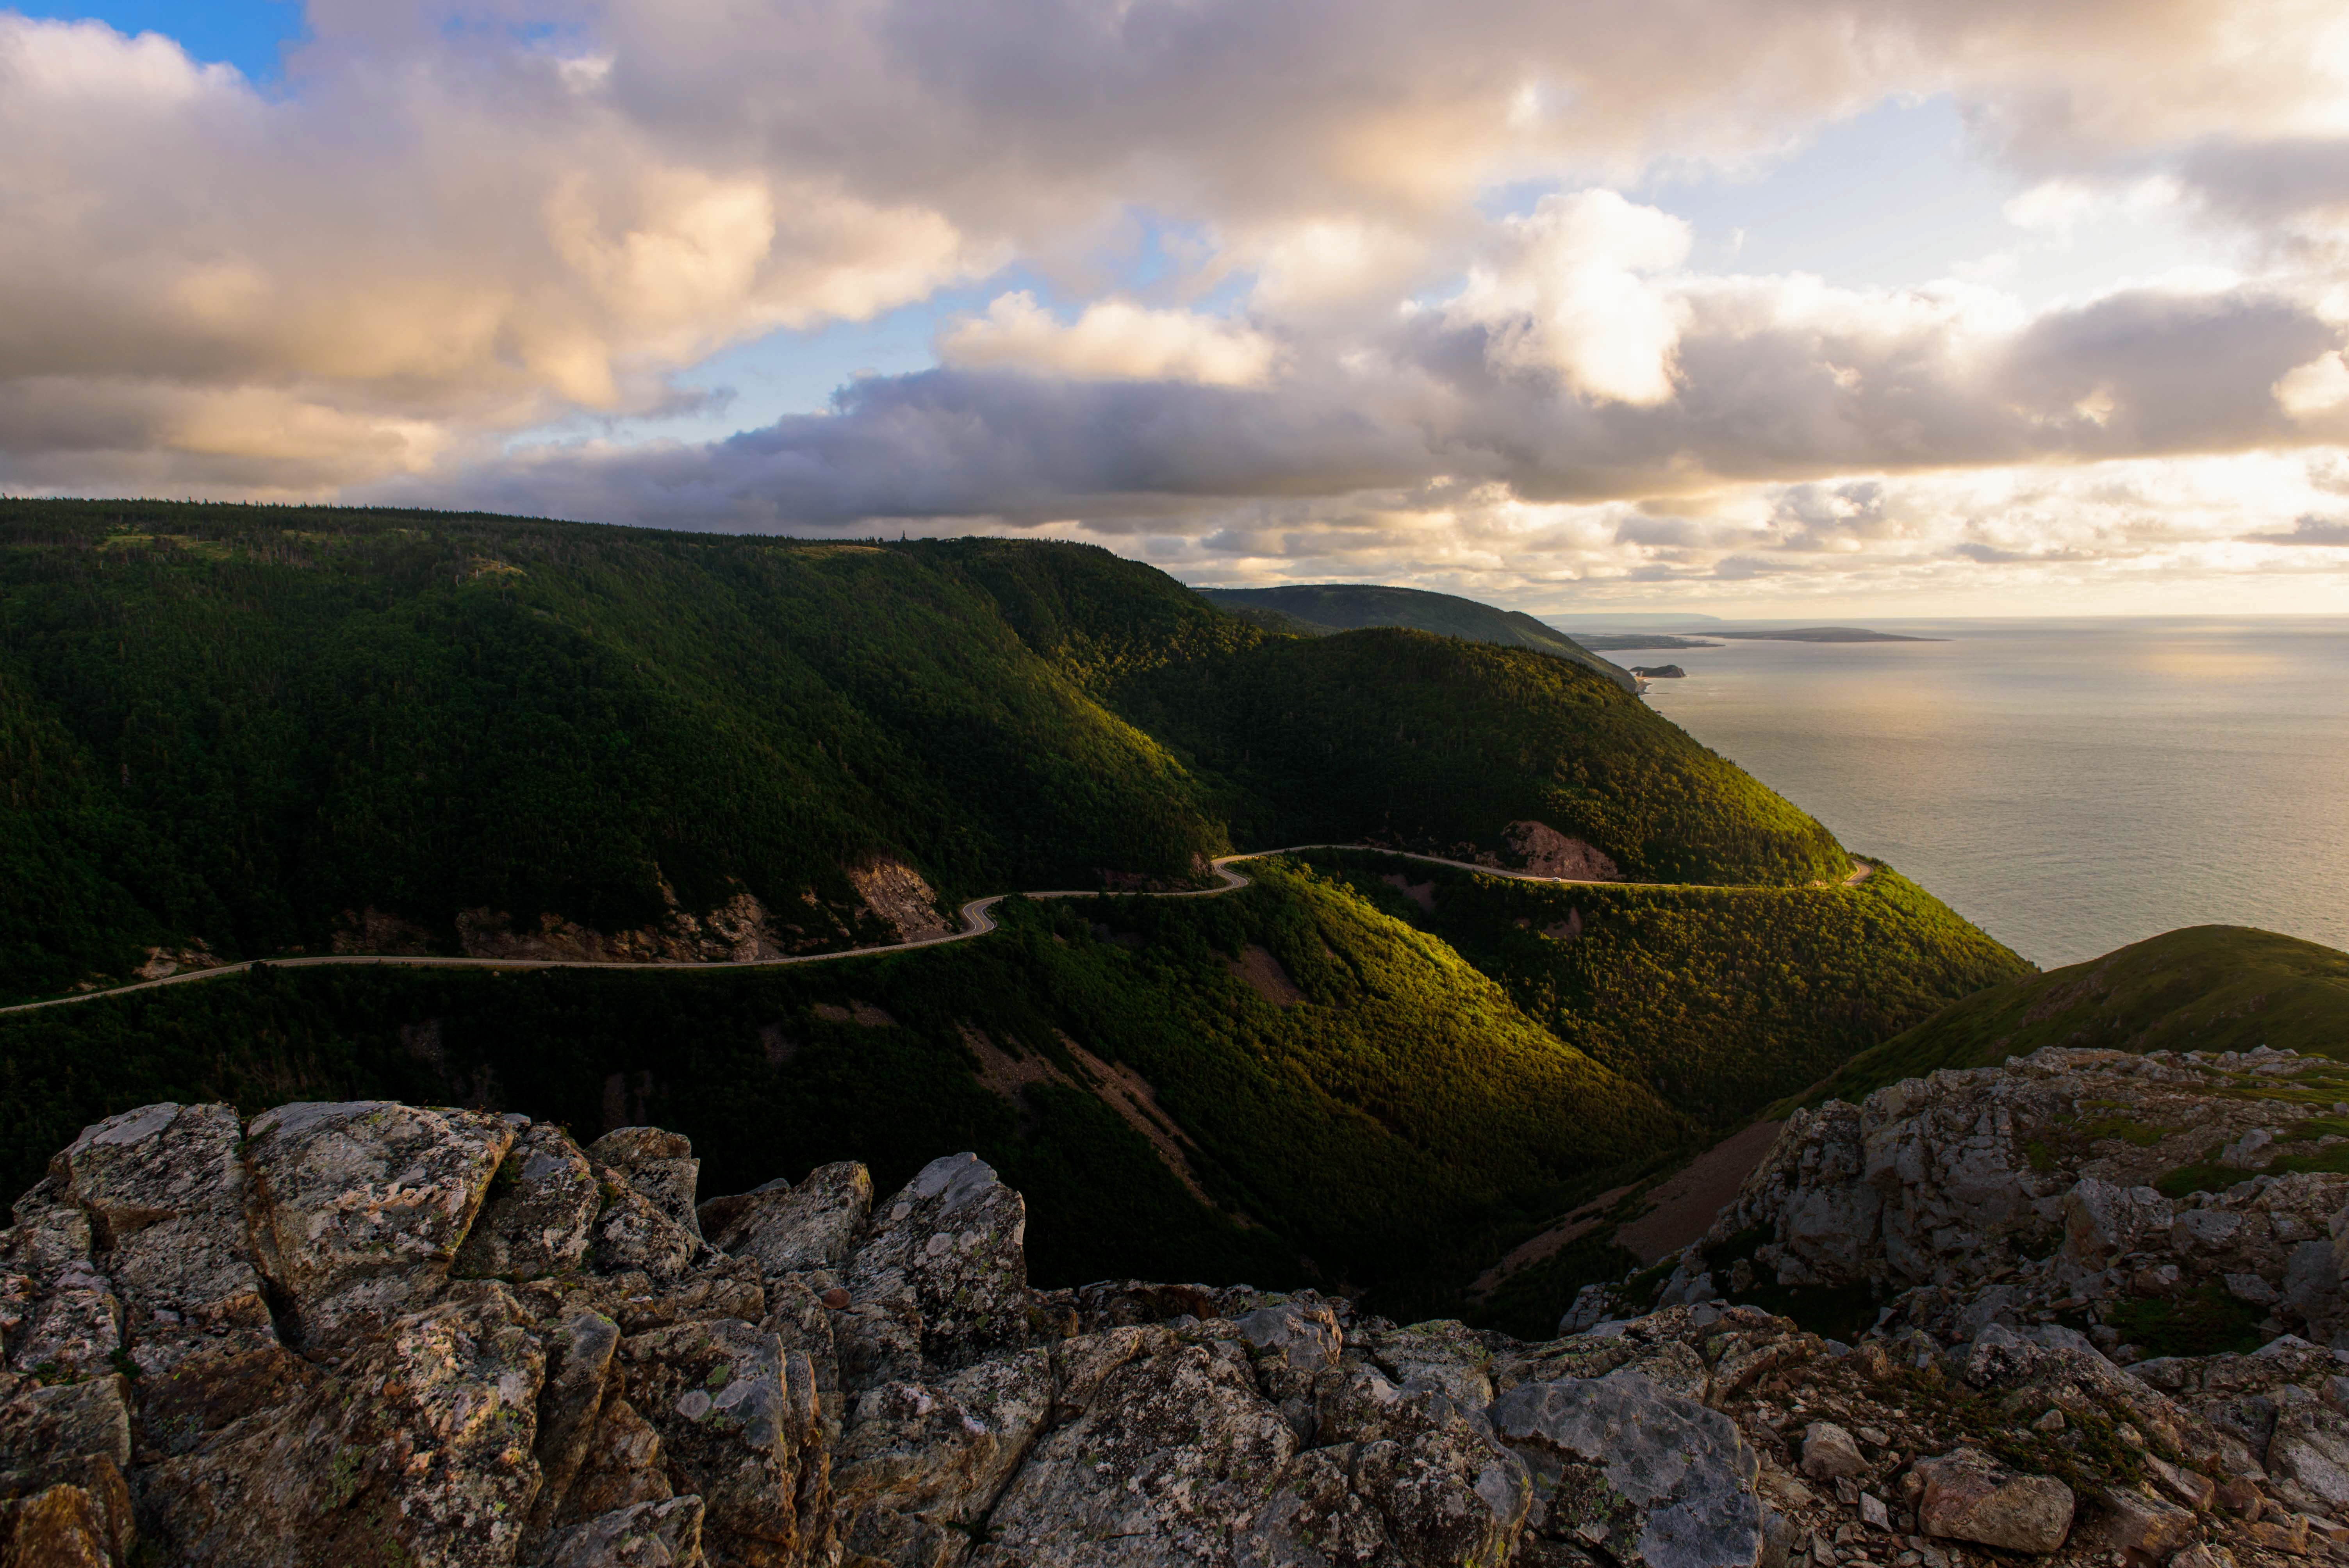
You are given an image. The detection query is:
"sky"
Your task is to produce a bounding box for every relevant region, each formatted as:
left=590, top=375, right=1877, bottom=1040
left=4, top=1, right=2349, bottom=615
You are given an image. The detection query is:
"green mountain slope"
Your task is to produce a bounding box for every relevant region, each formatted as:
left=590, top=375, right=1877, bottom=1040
left=1122, top=630, right=1854, bottom=886
left=1195, top=583, right=1637, bottom=690
left=1781, top=925, right=2349, bottom=1110
left=0, top=499, right=1857, bottom=1001
left=0, top=860, right=1683, bottom=1319
left=1293, top=850, right=2031, bottom=1125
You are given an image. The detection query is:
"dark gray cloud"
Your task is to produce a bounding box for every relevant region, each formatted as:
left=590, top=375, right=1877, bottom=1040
left=396, top=283, right=2347, bottom=528
left=2241, top=514, right=2349, bottom=545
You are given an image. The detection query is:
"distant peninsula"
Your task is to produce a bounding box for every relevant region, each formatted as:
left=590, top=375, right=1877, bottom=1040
left=1708, top=626, right=1944, bottom=643
left=1562, top=633, right=1723, bottom=651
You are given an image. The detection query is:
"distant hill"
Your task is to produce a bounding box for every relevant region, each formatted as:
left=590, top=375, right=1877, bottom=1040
left=1193, top=583, right=1637, bottom=691
left=1777, top=925, right=2349, bottom=1110
left=1709, top=627, right=1941, bottom=643
left=1568, top=634, right=1722, bottom=651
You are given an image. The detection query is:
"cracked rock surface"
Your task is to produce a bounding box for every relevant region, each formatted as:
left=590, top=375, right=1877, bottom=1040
left=5, top=1087, right=2347, bottom=1568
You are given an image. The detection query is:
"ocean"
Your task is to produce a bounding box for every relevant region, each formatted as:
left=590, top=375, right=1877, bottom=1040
left=1621, top=616, right=2349, bottom=969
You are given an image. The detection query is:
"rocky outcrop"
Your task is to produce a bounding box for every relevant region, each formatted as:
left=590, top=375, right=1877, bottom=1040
left=1602, top=1046, right=2349, bottom=1361
left=4, top=1090, right=2339, bottom=1568
left=456, top=887, right=791, bottom=964
left=844, top=861, right=952, bottom=945
left=1491, top=821, right=1621, bottom=882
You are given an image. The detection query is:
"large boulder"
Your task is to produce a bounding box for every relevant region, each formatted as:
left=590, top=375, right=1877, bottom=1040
left=975, top=1338, right=1299, bottom=1568
left=587, top=1129, right=705, bottom=1244
left=702, top=1163, right=874, bottom=1281
left=241, top=1101, right=515, bottom=1343
left=837, top=1155, right=1029, bottom=1390
left=1492, top=1371, right=1763, bottom=1568
left=455, top=1120, right=601, bottom=1281
left=617, top=1317, right=829, bottom=1568
left=145, top=1290, right=548, bottom=1567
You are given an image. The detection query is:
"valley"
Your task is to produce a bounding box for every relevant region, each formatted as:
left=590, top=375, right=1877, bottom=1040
left=0, top=497, right=2044, bottom=1334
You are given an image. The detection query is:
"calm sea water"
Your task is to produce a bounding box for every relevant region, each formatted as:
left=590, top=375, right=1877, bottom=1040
left=1622, top=617, right=2349, bottom=969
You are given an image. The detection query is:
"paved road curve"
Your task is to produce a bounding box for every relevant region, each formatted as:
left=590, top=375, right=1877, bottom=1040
left=0, top=845, right=1872, bottom=1017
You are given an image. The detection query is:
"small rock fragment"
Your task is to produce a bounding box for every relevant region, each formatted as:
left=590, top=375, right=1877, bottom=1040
left=1915, top=1449, right=2074, bottom=1555
left=1804, top=1422, right=1871, bottom=1482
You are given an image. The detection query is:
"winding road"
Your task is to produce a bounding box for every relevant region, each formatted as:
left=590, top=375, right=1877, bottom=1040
left=0, top=845, right=1874, bottom=1018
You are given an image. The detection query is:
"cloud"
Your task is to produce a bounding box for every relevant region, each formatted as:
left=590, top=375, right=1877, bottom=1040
left=380, top=271, right=2349, bottom=533
left=2240, top=514, right=2349, bottom=545
left=2277, top=352, right=2349, bottom=418
left=0, top=12, right=983, bottom=492
left=938, top=293, right=1275, bottom=385
left=1442, top=191, right=1692, bottom=406
left=7, top=0, right=2349, bottom=616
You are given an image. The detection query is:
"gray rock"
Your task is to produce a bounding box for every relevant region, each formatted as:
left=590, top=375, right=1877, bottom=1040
left=617, top=1316, right=828, bottom=1568
left=2064, top=1180, right=2172, bottom=1266
left=1800, top=1423, right=1868, bottom=1482
left=1492, top=1371, right=1764, bottom=1568
left=145, top=1290, right=548, bottom=1567
left=455, top=1122, right=600, bottom=1281
left=704, top=1163, right=873, bottom=1279
left=837, top=1154, right=1028, bottom=1390
left=0, top=1374, right=133, bottom=1488
left=2077, top=1484, right=2196, bottom=1565
left=587, top=1128, right=703, bottom=1243
left=541, top=1497, right=708, bottom=1568
left=1352, top=1404, right=1532, bottom=1568
left=2268, top=1404, right=2349, bottom=1511
left=834, top=1348, right=1053, bottom=1529
left=1914, top=1448, right=2073, bottom=1554
left=590, top=1167, right=702, bottom=1282
left=241, top=1101, right=515, bottom=1343
left=48, top=1101, right=298, bottom=1449
left=977, top=1339, right=1298, bottom=1568
left=2225, top=1273, right=2280, bottom=1305
left=1234, top=1444, right=1392, bottom=1567
left=1356, top=1317, right=1493, bottom=1408
left=2222, top=1128, right=2277, bottom=1169
left=526, top=1310, right=624, bottom=1553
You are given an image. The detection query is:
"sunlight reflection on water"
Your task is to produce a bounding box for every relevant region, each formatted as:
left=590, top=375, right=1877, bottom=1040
left=1635, top=617, right=2349, bottom=968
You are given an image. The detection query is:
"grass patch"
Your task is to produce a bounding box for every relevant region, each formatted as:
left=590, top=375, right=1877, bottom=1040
left=2074, top=1116, right=2171, bottom=1147
left=2153, top=1161, right=2240, bottom=1200
left=2108, top=1286, right=2268, bottom=1358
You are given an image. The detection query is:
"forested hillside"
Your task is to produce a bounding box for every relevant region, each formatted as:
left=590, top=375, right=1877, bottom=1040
left=1788, top=925, right=2349, bottom=1110
left=0, top=860, right=1694, bottom=1319
left=0, top=499, right=1849, bottom=1002
left=1195, top=581, right=1636, bottom=690
left=1294, top=849, right=2030, bottom=1123
left=1120, top=632, right=1852, bottom=886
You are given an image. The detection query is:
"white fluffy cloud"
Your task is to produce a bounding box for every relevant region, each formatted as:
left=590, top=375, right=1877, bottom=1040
left=1443, top=191, right=1692, bottom=406
left=939, top=293, right=1274, bottom=385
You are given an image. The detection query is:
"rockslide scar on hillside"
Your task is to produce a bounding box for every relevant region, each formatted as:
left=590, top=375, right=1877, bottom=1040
left=0, top=842, right=1876, bottom=1017
left=3, top=1090, right=2332, bottom=1568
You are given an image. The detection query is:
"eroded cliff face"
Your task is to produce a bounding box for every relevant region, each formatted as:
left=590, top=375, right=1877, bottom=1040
left=3, top=1086, right=2346, bottom=1568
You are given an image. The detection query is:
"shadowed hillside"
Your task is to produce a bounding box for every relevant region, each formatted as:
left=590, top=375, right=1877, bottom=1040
left=0, top=859, right=1691, bottom=1320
